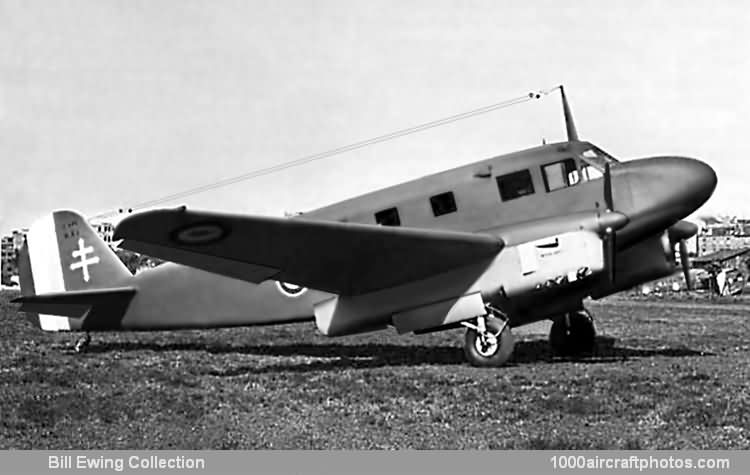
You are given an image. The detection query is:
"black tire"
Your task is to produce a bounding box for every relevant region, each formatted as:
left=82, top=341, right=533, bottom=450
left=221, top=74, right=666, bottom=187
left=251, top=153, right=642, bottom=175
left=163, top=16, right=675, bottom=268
left=463, top=317, right=515, bottom=367
left=549, top=310, right=596, bottom=356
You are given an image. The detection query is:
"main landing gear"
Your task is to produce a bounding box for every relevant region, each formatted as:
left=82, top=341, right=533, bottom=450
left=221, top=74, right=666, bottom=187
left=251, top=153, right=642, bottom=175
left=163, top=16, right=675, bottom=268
left=462, top=307, right=514, bottom=367
left=549, top=309, right=596, bottom=356
left=74, top=333, right=91, bottom=354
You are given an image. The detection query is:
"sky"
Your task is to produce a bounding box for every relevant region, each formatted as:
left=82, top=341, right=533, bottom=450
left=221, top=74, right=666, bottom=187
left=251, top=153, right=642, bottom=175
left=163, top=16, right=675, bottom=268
left=1, top=0, right=748, bottom=234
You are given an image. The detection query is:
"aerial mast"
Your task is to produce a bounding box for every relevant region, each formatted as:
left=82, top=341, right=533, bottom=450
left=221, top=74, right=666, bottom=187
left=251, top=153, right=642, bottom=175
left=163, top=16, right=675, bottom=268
left=559, top=85, right=579, bottom=142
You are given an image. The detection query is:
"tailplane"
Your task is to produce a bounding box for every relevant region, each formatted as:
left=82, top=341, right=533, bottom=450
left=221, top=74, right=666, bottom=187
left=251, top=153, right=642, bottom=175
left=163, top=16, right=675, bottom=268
left=15, top=210, right=135, bottom=331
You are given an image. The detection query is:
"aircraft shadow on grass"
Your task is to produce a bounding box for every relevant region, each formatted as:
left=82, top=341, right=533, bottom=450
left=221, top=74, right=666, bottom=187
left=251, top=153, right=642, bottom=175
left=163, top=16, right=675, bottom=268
left=82, top=336, right=713, bottom=375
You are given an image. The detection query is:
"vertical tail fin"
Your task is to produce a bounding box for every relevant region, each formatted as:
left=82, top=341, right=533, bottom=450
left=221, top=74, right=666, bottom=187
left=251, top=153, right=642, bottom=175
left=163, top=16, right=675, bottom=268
left=26, top=210, right=131, bottom=292
left=18, top=210, right=133, bottom=331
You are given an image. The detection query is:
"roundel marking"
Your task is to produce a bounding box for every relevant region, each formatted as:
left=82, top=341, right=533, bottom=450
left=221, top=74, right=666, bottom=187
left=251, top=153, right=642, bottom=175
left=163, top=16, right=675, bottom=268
left=276, top=281, right=307, bottom=297
left=172, top=222, right=227, bottom=245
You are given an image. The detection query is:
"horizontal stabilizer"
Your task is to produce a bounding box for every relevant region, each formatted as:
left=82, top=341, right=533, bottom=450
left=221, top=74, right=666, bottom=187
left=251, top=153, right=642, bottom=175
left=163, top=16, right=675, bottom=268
left=13, top=286, right=136, bottom=308
left=14, top=287, right=137, bottom=330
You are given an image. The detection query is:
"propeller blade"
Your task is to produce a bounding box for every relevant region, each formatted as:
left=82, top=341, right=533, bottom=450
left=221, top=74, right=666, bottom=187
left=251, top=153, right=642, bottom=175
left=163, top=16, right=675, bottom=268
left=600, top=164, right=617, bottom=285
left=603, top=162, right=614, bottom=211
left=679, top=239, right=693, bottom=290
left=598, top=157, right=621, bottom=287
left=603, top=227, right=616, bottom=285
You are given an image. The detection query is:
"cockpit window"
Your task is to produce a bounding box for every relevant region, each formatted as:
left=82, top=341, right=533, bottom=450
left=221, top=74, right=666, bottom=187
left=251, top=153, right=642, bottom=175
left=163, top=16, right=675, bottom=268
left=542, top=158, right=579, bottom=191
left=577, top=145, right=618, bottom=180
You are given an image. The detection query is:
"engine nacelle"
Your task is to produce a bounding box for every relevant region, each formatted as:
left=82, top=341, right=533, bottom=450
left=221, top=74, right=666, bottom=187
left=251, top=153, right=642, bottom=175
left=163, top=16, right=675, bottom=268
left=498, top=230, right=605, bottom=298
left=313, top=230, right=607, bottom=336
left=592, top=232, right=676, bottom=298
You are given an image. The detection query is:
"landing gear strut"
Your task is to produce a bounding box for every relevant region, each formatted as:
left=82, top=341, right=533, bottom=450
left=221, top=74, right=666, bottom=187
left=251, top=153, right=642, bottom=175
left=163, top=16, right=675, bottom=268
left=462, top=307, right=515, bottom=367
left=74, top=333, right=91, bottom=354
left=549, top=309, right=595, bottom=356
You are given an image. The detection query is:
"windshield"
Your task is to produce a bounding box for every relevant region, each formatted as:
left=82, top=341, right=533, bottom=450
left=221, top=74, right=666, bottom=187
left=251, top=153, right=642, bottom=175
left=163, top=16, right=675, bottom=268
left=573, top=144, right=618, bottom=181
left=579, top=145, right=619, bottom=169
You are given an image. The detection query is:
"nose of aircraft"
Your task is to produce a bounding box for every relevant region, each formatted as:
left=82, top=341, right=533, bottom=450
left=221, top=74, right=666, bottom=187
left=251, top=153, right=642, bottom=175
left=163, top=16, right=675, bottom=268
left=642, top=156, right=716, bottom=211
left=613, top=156, right=717, bottom=244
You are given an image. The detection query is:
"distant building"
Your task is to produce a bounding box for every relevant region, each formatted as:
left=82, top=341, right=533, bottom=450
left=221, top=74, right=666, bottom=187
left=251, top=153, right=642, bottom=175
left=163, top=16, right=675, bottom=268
left=1, top=235, right=16, bottom=283
left=698, top=235, right=750, bottom=256
left=1, top=235, right=13, bottom=257
left=703, top=223, right=735, bottom=237
left=12, top=228, right=28, bottom=252
left=697, top=221, right=750, bottom=256
left=1, top=262, right=15, bottom=284
left=1, top=229, right=28, bottom=283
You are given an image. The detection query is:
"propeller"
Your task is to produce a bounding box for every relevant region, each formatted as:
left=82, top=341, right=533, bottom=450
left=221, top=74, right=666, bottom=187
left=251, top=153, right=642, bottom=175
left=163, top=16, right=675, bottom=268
left=668, top=221, right=698, bottom=291
left=679, top=239, right=693, bottom=290
left=559, top=86, right=621, bottom=286
left=603, top=163, right=614, bottom=211
left=601, top=162, right=617, bottom=285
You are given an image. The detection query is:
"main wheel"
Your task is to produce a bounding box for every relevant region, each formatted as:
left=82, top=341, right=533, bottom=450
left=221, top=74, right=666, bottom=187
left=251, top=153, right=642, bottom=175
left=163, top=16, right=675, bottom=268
left=549, top=310, right=595, bottom=356
left=463, top=316, right=515, bottom=367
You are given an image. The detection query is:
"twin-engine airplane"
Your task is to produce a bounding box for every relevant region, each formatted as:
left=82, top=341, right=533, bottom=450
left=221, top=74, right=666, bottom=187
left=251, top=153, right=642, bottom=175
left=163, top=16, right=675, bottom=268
left=15, top=87, right=717, bottom=366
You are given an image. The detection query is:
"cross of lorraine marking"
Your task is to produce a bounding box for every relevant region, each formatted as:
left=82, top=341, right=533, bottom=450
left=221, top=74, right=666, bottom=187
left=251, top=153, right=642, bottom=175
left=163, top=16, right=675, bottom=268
left=70, top=238, right=100, bottom=282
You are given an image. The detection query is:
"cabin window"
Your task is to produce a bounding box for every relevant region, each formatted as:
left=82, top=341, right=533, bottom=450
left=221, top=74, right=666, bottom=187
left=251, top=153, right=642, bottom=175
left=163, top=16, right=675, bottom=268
left=374, top=207, right=401, bottom=226
left=496, top=169, right=535, bottom=201
left=430, top=191, right=457, bottom=217
left=542, top=158, right=580, bottom=191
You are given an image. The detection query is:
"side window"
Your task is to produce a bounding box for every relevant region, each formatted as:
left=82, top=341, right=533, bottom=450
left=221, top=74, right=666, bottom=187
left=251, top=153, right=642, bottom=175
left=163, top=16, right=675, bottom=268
left=374, top=207, right=401, bottom=226
left=430, top=191, right=457, bottom=217
left=542, top=158, right=579, bottom=192
left=496, top=169, right=535, bottom=201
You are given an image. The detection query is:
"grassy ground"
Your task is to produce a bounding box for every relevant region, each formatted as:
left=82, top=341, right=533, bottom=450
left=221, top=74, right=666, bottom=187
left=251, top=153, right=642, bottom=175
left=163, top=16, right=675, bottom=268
left=1, top=290, right=748, bottom=449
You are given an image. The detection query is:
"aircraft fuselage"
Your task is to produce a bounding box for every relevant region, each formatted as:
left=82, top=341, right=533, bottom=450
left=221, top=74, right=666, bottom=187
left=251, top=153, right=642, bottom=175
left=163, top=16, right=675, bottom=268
left=89, top=140, right=716, bottom=332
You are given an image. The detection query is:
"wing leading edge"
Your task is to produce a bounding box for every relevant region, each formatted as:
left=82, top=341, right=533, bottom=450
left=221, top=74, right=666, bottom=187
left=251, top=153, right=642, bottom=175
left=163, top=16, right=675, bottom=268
left=114, top=208, right=504, bottom=296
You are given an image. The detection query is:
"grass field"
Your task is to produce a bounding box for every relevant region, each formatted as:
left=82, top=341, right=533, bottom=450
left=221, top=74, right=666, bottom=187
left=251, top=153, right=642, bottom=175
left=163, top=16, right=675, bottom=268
left=1, top=290, right=748, bottom=449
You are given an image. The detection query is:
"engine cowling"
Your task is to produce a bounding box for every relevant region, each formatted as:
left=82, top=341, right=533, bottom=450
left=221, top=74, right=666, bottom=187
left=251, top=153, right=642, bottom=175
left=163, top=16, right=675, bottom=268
left=592, top=232, right=676, bottom=297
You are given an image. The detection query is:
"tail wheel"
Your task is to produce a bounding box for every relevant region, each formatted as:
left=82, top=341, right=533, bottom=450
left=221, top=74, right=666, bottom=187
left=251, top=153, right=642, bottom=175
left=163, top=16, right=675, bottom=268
left=463, top=316, right=515, bottom=367
left=74, top=333, right=91, bottom=354
left=549, top=309, right=596, bottom=356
